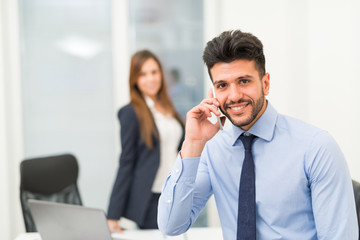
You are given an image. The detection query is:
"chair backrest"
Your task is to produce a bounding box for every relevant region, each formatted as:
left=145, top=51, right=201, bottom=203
left=20, top=153, right=82, bottom=232
left=352, top=180, right=360, bottom=239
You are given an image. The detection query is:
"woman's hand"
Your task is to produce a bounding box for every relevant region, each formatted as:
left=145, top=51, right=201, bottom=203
left=107, top=219, right=123, bottom=233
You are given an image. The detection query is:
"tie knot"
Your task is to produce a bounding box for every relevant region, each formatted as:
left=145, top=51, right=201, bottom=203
left=239, top=133, right=256, bottom=150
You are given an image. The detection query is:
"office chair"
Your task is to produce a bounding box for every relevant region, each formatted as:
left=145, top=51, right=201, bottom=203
left=352, top=180, right=360, bottom=238
left=20, top=153, right=82, bottom=232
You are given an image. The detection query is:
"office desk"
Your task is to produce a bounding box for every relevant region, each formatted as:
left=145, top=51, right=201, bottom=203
left=15, top=227, right=223, bottom=240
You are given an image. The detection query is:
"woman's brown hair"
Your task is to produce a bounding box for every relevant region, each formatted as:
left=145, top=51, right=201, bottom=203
left=129, top=50, right=183, bottom=149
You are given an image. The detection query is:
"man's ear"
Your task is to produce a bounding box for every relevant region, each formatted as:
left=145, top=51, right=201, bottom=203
left=262, top=73, right=270, bottom=96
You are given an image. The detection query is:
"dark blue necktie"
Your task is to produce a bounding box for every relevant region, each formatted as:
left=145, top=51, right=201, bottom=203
left=237, top=133, right=256, bottom=240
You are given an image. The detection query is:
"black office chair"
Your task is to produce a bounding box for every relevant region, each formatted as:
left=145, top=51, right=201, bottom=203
left=352, top=180, right=360, bottom=239
left=20, top=153, right=82, bottom=232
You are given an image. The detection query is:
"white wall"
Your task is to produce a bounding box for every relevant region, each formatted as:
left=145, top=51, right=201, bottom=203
left=112, top=0, right=130, bottom=110
left=0, top=0, right=25, bottom=238
left=0, top=1, right=11, bottom=238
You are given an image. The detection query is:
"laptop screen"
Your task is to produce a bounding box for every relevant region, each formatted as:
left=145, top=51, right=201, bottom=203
left=28, top=199, right=113, bottom=240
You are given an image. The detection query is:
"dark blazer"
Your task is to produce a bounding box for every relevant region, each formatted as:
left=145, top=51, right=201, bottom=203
left=107, top=103, right=184, bottom=226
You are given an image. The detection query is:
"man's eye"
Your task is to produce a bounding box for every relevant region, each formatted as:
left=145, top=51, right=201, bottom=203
left=240, top=79, right=249, bottom=84
left=218, top=83, right=226, bottom=89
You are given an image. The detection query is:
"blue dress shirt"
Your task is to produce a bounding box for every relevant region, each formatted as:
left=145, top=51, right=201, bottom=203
left=158, top=103, right=358, bottom=240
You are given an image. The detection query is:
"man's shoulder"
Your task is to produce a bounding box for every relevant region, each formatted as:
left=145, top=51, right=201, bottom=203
left=276, top=113, right=331, bottom=142
left=278, top=113, right=323, bottom=131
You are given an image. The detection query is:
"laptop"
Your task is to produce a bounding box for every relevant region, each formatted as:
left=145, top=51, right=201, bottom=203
left=28, top=199, right=117, bottom=240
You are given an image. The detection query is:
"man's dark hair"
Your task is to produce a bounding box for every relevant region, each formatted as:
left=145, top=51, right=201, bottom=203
left=203, top=30, right=266, bottom=79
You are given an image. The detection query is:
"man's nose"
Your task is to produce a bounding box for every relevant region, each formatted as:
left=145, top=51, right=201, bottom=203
left=228, top=85, right=242, bottom=102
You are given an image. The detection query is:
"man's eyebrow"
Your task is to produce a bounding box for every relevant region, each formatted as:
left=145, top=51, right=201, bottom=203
left=237, top=75, right=254, bottom=79
left=213, top=80, right=226, bottom=85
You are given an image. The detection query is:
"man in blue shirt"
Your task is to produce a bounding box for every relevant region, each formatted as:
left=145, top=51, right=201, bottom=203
left=157, top=30, right=358, bottom=239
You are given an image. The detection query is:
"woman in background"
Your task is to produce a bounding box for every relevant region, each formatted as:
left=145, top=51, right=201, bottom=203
left=107, top=50, right=184, bottom=232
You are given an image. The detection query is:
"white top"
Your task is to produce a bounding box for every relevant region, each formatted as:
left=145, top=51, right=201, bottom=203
left=145, top=97, right=183, bottom=193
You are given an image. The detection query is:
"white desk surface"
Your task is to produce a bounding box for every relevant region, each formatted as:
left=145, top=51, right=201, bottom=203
left=15, top=227, right=223, bottom=240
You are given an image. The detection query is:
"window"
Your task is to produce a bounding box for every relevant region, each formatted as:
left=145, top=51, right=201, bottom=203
left=19, top=0, right=115, bottom=209
left=129, top=0, right=204, bottom=119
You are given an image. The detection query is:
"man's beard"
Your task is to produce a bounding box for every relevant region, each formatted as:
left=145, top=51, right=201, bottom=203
left=221, top=91, right=265, bottom=128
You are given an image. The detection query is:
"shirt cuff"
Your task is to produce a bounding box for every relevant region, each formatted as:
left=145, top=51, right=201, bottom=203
left=171, top=153, right=200, bottom=182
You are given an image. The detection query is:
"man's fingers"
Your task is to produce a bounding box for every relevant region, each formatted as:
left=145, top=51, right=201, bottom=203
left=193, top=105, right=212, bottom=118
left=200, top=97, right=220, bottom=108
left=192, top=103, right=220, bottom=118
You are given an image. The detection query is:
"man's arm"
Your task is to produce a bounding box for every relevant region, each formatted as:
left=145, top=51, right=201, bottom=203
left=157, top=155, right=211, bottom=235
left=308, top=131, right=358, bottom=239
left=158, top=89, right=225, bottom=235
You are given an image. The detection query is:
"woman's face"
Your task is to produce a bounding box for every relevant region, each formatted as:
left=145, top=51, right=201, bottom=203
left=137, top=58, right=162, bottom=100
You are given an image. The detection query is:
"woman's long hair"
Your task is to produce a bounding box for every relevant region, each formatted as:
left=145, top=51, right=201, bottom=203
left=129, top=50, right=183, bottom=149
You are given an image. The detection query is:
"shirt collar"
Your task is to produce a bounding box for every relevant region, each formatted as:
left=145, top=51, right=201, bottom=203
left=144, top=96, right=155, bottom=109
left=230, top=101, right=277, bottom=145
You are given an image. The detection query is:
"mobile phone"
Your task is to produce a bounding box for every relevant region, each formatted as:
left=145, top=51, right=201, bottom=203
left=212, top=87, right=223, bottom=131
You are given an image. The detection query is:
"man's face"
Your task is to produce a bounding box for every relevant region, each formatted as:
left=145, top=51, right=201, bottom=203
left=211, top=59, right=270, bottom=130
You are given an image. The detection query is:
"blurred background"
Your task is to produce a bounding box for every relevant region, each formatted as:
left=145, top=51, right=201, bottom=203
left=1, top=0, right=360, bottom=238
